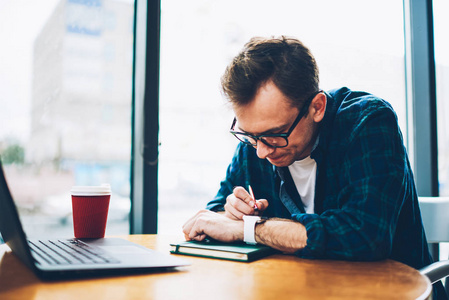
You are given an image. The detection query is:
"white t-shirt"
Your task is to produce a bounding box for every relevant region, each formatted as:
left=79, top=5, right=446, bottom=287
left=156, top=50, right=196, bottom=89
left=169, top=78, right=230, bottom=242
left=288, top=156, right=317, bottom=214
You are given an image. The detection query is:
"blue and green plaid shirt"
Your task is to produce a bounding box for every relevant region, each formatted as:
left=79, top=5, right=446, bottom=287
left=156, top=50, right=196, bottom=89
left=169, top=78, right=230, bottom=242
left=206, top=87, right=432, bottom=271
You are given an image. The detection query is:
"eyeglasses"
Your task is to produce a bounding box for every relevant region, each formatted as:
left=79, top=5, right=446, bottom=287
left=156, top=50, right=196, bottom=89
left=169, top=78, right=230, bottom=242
left=230, top=91, right=321, bottom=148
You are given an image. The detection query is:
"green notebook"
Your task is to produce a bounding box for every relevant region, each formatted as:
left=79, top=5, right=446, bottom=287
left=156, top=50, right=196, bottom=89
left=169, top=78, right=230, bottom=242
left=170, top=240, right=278, bottom=262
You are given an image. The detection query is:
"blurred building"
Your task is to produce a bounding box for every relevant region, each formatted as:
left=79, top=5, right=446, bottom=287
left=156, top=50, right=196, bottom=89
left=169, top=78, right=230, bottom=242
left=29, top=0, right=134, bottom=168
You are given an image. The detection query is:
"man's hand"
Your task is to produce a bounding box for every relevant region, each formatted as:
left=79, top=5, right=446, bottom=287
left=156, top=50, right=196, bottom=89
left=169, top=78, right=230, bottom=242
left=182, top=210, right=308, bottom=253
left=224, top=186, right=269, bottom=220
left=182, top=210, right=244, bottom=242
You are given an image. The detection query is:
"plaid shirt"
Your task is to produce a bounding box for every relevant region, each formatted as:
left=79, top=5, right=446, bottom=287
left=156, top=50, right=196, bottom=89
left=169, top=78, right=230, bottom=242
left=206, top=87, right=433, bottom=271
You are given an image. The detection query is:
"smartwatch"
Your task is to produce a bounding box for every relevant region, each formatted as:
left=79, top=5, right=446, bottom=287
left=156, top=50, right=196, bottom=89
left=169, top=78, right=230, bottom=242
left=243, top=215, right=267, bottom=245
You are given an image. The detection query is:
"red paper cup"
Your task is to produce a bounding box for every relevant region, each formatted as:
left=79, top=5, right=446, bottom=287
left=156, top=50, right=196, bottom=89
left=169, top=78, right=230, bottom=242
left=71, top=185, right=111, bottom=238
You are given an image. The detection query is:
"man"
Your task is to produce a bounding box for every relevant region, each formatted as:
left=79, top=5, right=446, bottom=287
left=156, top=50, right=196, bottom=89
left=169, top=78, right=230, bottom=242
left=182, top=36, right=445, bottom=297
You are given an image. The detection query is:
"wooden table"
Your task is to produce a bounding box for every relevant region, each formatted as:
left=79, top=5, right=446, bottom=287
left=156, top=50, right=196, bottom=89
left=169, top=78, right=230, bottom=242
left=0, top=235, right=432, bottom=299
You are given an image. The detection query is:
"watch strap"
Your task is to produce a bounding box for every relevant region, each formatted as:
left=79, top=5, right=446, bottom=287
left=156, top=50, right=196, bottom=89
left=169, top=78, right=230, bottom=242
left=243, top=215, right=261, bottom=244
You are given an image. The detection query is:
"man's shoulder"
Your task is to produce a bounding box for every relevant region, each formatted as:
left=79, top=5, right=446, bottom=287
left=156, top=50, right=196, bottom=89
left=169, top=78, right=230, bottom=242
left=321, top=87, right=401, bottom=150
left=327, top=87, right=395, bottom=118
left=324, top=87, right=398, bottom=132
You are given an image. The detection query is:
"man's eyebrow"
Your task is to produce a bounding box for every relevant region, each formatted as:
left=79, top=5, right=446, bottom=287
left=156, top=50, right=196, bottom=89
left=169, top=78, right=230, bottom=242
left=237, top=123, right=289, bottom=135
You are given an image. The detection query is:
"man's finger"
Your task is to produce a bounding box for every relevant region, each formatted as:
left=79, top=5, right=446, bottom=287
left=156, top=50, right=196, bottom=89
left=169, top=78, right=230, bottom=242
left=224, top=201, right=244, bottom=220
left=182, top=209, right=209, bottom=237
left=225, top=192, right=252, bottom=217
left=233, top=186, right=256, bottom=207
left=255, top=199, right=269, bottom=211
left=188, top=216, right=209, bottom=241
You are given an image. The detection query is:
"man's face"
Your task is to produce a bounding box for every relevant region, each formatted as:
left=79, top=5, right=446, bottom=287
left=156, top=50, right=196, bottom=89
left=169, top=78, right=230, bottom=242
left=233, top=81, right=323, bottom=167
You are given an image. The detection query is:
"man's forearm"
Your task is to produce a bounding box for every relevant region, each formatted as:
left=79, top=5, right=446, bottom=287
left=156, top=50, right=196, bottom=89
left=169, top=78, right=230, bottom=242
left=255, top=218, right=308, bottom=253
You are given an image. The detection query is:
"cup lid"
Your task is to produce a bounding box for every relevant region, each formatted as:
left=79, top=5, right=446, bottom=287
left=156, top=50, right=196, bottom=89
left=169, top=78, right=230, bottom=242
left=71, top=184, right=111, bottom=196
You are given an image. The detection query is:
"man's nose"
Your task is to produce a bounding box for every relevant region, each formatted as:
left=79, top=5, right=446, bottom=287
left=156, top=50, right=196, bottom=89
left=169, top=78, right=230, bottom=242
left=256, top=141, right=275, bottom=159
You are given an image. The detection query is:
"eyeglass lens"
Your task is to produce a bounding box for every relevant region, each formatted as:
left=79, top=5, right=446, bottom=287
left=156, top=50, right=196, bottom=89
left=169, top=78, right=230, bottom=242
left=234, top=133, right=288, bottom=148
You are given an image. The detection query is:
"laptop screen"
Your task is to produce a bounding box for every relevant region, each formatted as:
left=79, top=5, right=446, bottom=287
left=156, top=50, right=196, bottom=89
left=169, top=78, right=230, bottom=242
left=0, top=160, right=37, bottom=270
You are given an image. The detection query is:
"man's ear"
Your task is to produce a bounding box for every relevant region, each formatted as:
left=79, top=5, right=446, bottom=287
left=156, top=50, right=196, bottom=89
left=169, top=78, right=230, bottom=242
left=310, top=92, right=326, bottom=123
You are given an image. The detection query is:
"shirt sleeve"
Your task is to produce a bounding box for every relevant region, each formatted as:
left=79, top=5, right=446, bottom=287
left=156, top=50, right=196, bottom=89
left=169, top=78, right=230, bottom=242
left=205, top=143, right=278, bottom=213
left=293, top=103, right=413, bottom=261
left=205, top=143, right=249, bottom=212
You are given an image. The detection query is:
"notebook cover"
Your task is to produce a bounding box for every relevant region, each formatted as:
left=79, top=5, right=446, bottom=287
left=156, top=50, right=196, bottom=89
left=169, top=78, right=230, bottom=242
left=170, top=240, right=278, bottom=262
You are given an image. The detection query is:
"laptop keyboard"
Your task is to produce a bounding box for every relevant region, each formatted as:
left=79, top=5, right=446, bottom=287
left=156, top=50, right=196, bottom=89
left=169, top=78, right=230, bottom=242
left=29, top=239, right=120, bottom=266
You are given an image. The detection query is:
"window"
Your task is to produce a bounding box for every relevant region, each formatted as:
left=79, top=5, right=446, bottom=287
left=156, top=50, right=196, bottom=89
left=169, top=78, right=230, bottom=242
left=0, top=0, right=134, bottom=238
left=158, top=0, right=406, bottom=233
left=1, top=0, right=415, bottom=238
left=434, top=0, right=449, bottom=196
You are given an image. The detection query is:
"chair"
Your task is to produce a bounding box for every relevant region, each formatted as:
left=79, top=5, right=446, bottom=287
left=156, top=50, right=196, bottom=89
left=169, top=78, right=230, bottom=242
left=420, top=260, right=449, bottom=284
left=418, top=197, right=449, bottom=294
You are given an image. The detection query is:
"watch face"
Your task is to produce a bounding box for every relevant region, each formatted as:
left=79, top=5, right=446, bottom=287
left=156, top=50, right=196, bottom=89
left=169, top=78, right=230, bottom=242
left=256, top=217, right=267, bottom=224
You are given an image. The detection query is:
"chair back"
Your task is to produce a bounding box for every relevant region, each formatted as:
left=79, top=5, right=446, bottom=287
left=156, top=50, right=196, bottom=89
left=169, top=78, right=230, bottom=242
left=419, top=197, right=449, bottom=243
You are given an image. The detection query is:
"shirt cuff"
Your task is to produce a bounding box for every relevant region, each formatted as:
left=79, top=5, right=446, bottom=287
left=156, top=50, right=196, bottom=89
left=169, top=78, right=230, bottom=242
left=291, top=213, right=326, bottom=258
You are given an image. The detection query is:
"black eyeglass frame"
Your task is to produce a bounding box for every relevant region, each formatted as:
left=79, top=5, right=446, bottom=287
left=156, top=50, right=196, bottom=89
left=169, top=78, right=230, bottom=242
left=229, top=90, right=322, bottom=148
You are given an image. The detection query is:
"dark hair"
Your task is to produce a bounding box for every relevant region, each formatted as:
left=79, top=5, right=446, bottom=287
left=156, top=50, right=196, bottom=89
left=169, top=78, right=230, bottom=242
left=221, top=36, right=319, bottom=109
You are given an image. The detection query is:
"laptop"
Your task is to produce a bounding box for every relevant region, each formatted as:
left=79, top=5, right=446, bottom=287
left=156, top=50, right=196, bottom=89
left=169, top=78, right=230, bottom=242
left=0, top=160, right=189, bottom=279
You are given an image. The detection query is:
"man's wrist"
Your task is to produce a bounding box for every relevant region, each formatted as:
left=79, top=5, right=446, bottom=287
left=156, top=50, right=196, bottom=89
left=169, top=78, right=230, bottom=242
left=253, top=218, right=308, bottom=253
left=243, top=215, right=267, bottom=244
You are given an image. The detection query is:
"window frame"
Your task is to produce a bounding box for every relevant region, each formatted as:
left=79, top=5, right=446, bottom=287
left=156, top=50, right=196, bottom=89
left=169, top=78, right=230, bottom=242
left=404, top=0, right=439, bottom=197
left=131, top=0, right=160, bottom=234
